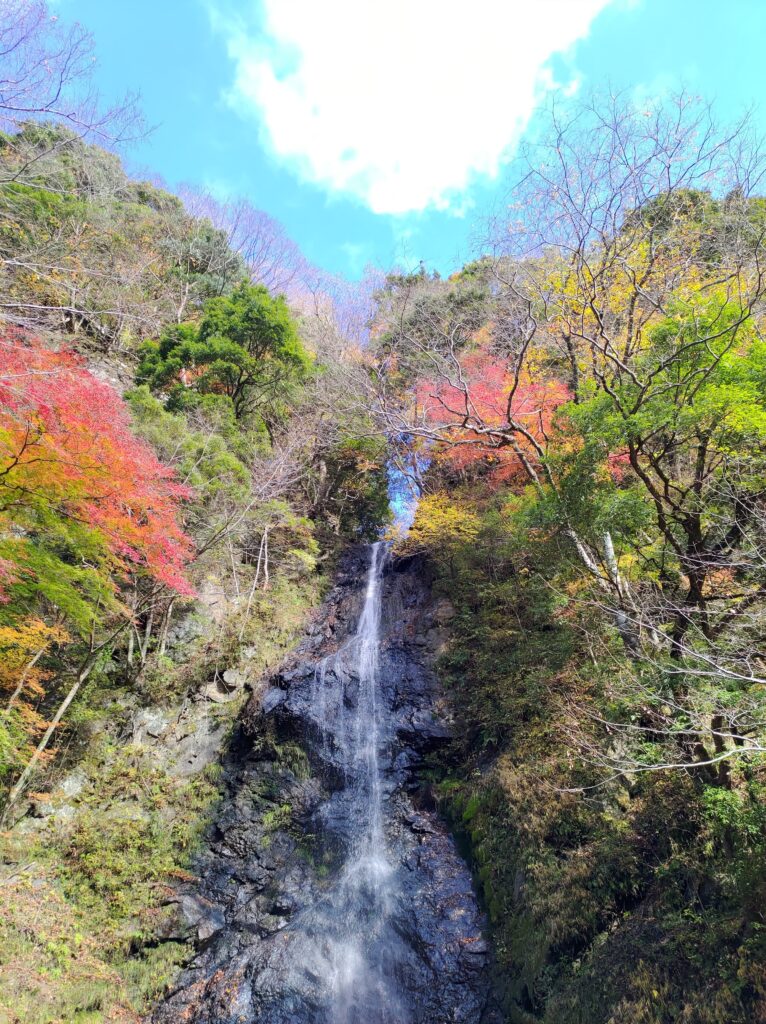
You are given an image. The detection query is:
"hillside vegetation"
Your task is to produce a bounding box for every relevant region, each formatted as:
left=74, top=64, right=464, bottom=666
left=0, top=114, right=387, bottom=1020
left=1, top=6, right=765, bottom=1022
left=380, top=96, right=766, bottom=1023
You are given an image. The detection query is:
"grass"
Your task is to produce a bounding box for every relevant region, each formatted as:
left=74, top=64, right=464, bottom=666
left=0, top=742, right=223, bottom=1021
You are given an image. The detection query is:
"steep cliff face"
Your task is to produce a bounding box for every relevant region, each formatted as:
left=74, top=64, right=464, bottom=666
left=154, top=546, right=497, bottom=1024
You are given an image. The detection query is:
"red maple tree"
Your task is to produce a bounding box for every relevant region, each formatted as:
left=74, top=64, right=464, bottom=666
left=417, top=348, right=569, bottom=485
left=0, top=331, right=194, bottom=598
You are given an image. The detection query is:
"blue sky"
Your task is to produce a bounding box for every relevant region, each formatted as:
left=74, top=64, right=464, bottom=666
left=56, top=0, right=766, bottom=281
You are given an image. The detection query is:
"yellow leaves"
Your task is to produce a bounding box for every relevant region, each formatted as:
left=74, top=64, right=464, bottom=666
left=0, top=619, right=67, bottom=654
left=521, top=346, right=548, bottom=381
left=562, top=577, right=591, bottom=598
left=0, top=619, right=68, bottom=701
left=395, top=492, right=481, bottom=557
left=0, top=620, right=69, bottom=773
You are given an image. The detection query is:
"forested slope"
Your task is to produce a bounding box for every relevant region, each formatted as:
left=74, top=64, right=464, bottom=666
left=1, top=6, right=765, bottom=1022
left=375, top=96, right=766, bottom=1023
left=0, top=110, right=387, bottom=1020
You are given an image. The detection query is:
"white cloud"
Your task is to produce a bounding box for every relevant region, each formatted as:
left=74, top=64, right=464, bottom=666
left=211, top=0, right=615, bottom=215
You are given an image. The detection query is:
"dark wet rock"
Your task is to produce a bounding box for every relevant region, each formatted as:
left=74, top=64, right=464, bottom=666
left=154, top=546, right=495, bottom=1024
left=260, top=687, right=287, bottom=716
left=179, top=894, right=226, bottom=942
left=405, top=811, right=437, bottom=834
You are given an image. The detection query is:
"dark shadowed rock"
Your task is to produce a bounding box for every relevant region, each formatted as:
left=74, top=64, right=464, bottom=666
left=154, top=545, right=497, bottom=1024
left=261, top=687, right=287, bottom=716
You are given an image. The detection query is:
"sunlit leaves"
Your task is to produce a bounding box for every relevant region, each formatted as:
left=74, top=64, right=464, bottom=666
left=0, top=619, right=68, bottom=779
left=398, top=492, right=481, bottom=559
left=137, top=282, right=311, bottom=423
left=0, top=331, right=195, bottom=628
left=418, top=347, right=570, bottom=486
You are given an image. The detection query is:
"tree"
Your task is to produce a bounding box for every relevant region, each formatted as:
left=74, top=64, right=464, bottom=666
left=497, top=95, right=766, bottom=678
left=0, top=330, right=194, bottom=811
left=0, top=332, right=193, bottom=605
left=0, top=0, right=141, bottom=178
left=180, top=189, right=311, bottom=298
left=416, top=347, right=570, bottom=485
left=137, top=282, right=312, bottom=426
left=373, top=94, right=766, bottom=782
left=0, top=619, right=67, bottom=783
left=397, top=492, right=480, bottom=570
left=0, top=126, right=246, bottom=343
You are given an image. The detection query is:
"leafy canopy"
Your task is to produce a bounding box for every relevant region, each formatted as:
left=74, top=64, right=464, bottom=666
left=0, top=332, right=194, bottom=634
left=137, top=282, right=312, bottom=423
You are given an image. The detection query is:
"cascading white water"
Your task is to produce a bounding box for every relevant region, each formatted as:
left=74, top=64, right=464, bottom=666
left=156, top=540, right=491, bottom=1024
left=308, top=541, right=401, bottom=1022
left=346, top=539, right=387, bottom=881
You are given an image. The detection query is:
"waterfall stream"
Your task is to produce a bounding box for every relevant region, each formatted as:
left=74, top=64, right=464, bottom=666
left=305, top=541, right=399, bottom=1020
left=156, top=544, right=493, bottom=1024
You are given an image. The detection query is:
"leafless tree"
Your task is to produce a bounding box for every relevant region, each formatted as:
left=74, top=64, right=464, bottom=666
left=0, top=0, right=142, bottom=183
left=180, top=188, right=312, bottom=299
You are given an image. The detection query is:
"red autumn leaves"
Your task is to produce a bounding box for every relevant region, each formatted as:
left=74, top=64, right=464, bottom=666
left=0, top=332, right=194, bottom=599
left=417, top=348, right=570, bottom=485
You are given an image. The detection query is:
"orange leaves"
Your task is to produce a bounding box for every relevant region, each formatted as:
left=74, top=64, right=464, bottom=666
left=0, top=620, right=68, bottom=701
left=0, top=619, right=69, bottom=762
left=0, top=331, right=194, bottom=598
left=418, top=346, right=569, bottom=487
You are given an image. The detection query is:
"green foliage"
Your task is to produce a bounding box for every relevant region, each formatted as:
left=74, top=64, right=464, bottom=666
left=64, top=811, right=179, bottom=916
left=423, top=490, right=766, bottom=1023
left=0, top=867, right=133, bottom=1023
left=702, top=779, right=766, bottom=912
left=320, top=435, right=392, bottom=541
left=233, top=573, right=327, bottom=674
left=0, top=111, right=395, bottom=1024
left=0, top=123, right=244, bottom=348
left=0, top=526, right=116, bottom=635
left=137, top=282, right=311, bottom=425
left=0, top=741, right=224, bottom=1021
left=373, top=267, right=492, bottom=377
left=127, top=384, right=255, bottom=543
left=262, top=802, right=293, bottom=832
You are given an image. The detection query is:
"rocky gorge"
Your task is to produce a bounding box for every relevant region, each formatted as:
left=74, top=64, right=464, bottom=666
left=154, top=543, right=498, bottom=1024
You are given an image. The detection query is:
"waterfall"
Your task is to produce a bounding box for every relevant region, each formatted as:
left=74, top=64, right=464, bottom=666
left=155, top=541, right=491, bottom=1024
left=307, top=541, right=401, bottom=1022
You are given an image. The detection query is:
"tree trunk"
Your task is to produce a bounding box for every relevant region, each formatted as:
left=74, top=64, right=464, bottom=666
left=2, top=659, right=96, bottom=821
left=138, top=602, right=154, bottom=666
left=158, top=597, right=176, bottom=657
left=711, top=714, right=732, bottom=789
left=4, top=647, right=46, bottom=711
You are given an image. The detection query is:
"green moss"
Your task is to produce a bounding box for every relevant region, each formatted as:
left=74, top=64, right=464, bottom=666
left=262, top=803, right=293, bottom=832
left=0, top=736, right=224, bottom=1021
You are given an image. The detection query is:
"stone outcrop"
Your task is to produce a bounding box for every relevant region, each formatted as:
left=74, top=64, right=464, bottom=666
left=154, top=546, right=498, bottom=1024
